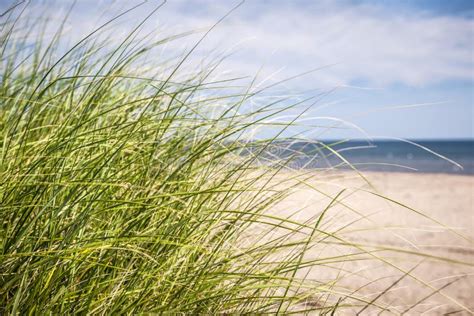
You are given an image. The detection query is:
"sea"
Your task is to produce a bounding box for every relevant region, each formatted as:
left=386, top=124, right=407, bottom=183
left=270, top=139, right=474, bottom=175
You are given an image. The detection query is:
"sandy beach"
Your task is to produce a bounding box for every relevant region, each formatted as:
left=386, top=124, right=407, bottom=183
left=270, top=171, right=474, bottom=314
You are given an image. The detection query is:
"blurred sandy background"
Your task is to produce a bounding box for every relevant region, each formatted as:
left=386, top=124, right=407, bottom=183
left=269, top=171, right=474, bottom=314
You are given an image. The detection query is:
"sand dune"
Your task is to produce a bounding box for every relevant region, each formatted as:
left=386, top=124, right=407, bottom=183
left=272, top=171, right=474, bottom=314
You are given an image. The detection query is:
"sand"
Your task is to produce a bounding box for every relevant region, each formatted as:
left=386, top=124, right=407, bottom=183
left=270, top=171, right=474, bottom=314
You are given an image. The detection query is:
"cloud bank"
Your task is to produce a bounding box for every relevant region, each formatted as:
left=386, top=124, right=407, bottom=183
left=6, top=0, right=474, bottom=89
left=153, top=0, right=473, bottom=88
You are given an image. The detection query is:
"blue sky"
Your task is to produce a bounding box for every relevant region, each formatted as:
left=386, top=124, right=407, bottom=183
left=4, top=0, right=473, bottom=139
left=162, top=0, right=473, bottom=140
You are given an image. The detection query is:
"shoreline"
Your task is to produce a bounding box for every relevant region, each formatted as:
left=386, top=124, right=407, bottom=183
left=288, top=168, right=474, bottom=177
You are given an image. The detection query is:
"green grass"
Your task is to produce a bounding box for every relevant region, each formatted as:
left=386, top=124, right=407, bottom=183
left=0, top=2, right=471, bottom=314
left=0, top=3, right=332, bottom=313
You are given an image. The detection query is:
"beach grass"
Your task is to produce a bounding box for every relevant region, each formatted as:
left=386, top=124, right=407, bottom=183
left=0, top=3, right=333, bottom=313
left=0, top=2, right=471, bottom=314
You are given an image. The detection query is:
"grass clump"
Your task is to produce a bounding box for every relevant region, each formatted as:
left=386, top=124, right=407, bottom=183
left=0, top=2, right=335, bottom=314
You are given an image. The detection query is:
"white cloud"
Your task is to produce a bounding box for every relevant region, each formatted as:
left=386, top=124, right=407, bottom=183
left=150, top=0, right=474, bottom=88
left=10, top=0, right=474, bottom=88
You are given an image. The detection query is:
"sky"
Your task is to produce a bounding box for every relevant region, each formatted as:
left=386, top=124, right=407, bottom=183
left=3, top=0, right=474, bottom=139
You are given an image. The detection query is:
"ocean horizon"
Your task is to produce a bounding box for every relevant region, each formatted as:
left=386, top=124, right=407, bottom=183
left=265, top=139, right=474, bottom=175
